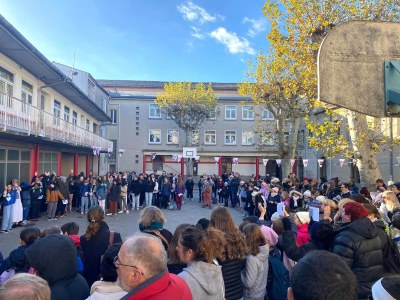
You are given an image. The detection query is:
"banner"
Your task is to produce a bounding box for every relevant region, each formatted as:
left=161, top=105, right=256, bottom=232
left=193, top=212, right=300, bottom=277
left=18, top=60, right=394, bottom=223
left=91, top=146, right=101, bottom=156
left=318, top=159, right=324, bottom=168
left=195, top=155, right=200, bottom=162
left=262, top=159, right=269, bottom=166
left=177, top=155, right=183, bottom=162
left=151, top=153, right=157, bottom=160
left=232, top=157, right=239, bottom=165
left=290, top=159, right=296, bottom=168
left=339, top=158, right=345, bottom=167
left=276, top=159, right=282, bottom=167
left=214, top=156, right=220, bottom=164
left=172, top=154, right=178, bottom=162
left=303, top=159, right=308, bottom=168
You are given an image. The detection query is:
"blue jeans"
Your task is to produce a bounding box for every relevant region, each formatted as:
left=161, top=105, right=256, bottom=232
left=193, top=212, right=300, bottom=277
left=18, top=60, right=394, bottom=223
left=89, top=195, right=97, bottom=208
left=1, top=204, right=14, bottom=230
left=81, top=196, right=89, bottom=213
left=22, top=200, right=30, bottom=221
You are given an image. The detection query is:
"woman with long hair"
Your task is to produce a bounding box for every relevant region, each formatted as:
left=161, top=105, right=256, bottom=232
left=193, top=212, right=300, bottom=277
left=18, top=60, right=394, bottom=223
left=145, top=174, right=156, bottom=207
left=177, top=226, right=226, bottom=300
left=167, top=223, right=191, bottom=274
left=106, top=179, right=120, bottom=216
left=379, top=190, right=400, bottom=224
left=80, top=206, right=122, bottom=287
left=138, top=206, right=173, bottom=251
left=242, top=223, right=269, bottom=300
left=160, top=177, right=172, bottom=209
left=210, top=207, right=246, bottom=300
left=175, top=177, right=186, bottom=210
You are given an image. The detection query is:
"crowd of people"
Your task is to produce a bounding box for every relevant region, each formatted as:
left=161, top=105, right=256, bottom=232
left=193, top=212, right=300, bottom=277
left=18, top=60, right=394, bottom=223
left=0, top=170, right=400, bottom=299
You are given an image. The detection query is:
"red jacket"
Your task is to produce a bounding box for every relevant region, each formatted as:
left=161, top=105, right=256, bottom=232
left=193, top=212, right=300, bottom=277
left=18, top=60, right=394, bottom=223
left=296, top=223, right=310, bottom=247
left=122, top=270, right=192, bottom=300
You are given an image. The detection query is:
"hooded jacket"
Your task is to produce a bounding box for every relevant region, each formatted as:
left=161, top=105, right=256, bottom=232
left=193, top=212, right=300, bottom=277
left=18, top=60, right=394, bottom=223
left=332, top=218, right=383, bottom=299
left=25, top=234, right=89, bottom=300
left=241, top=244, right=269, bottom=300
left=86, top=281, right=127, bottom=300
left=179, top=260, right=224, bottom=300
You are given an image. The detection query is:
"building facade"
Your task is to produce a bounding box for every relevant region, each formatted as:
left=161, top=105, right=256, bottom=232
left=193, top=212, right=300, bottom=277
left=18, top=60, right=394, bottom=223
left=0, top=15, right=112, bottom=185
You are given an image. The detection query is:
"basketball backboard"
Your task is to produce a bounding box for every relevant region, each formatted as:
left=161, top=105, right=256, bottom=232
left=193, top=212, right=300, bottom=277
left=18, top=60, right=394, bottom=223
left=183, top=147, right=197, bottom=158
left=318, top=21, right=400, bottom=117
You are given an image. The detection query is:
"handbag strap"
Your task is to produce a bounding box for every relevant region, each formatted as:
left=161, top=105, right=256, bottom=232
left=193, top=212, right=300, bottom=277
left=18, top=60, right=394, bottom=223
left=109, top=231, right=115, bottom=245
left=146, top=230, right=169, bottom=248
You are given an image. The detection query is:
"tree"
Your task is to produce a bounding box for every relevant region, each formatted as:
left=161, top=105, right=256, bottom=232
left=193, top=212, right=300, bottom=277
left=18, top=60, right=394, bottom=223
left=155, top=82, right=219, bottom=175
left=261, top=0, right=400, bottom=189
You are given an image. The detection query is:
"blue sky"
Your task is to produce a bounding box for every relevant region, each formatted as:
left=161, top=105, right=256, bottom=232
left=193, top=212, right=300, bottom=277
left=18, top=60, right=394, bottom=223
left=0, top=0, right=270, bottom=83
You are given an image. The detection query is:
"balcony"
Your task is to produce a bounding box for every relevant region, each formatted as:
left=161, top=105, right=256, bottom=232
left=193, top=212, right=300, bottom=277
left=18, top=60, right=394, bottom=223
left=0, top=92, right=113, bottom=150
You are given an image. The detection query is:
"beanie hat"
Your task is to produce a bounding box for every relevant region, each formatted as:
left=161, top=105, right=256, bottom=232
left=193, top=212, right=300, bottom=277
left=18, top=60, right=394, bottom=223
left=271, top=212, right=281, bottom=223
left=303, top=190, right=312, bottom=198
left=372, top=277, right=400, bottom=300
left=260, top=225, right=279, bottom=246
left=296, top=211, right=310, bottom=224
left=343, top=201, right=368, bottom=221
left=315, top=196, right=326, bottom=202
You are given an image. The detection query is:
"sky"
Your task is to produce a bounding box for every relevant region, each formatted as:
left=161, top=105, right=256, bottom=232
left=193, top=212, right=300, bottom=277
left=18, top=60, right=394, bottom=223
left=0, top=0, right=270, bottom=83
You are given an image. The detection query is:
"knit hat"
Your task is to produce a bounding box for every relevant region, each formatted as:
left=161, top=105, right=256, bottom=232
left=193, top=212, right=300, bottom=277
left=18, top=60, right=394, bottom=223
left=315, top=196, right=326, bottom=202
left=271, top=212, right=281, bottom=222
left=291, top=190, right=302, bottom=197
left=343, top=201, right=368, bottom=221
left=271, top=187, right=279, bottom=193
left=372, top=277, right=400, bottom=300
left=296, top=212, right=310, bottom=224
left=303, top=190, right=312, bottom=198
left=271, top=178, right=280, bottom=184
left=260, top=225, right=278, bottom=246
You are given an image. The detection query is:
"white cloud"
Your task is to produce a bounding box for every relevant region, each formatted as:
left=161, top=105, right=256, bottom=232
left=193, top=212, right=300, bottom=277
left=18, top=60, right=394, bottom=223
left=243, top=17, right=267, bottom=37
left=190, top=26, right=205, bottom=39
left=177, top=1, right=223, bottom=24
left=210, top=27, right=256, bottom=55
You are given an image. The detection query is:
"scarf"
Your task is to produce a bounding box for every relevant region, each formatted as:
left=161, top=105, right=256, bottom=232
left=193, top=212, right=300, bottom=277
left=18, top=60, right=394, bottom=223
left=139, top=221, right=164, bottom=232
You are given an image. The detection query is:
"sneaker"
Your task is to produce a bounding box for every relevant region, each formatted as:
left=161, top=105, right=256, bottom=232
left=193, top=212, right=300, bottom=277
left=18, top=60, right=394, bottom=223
left=48, top=218, right=52, bottom=221
left=21, top=220, right=28, bottom=225
left=136, top=208, right=139, bottom=211
left=81, top=212, right=84, bottom=215
left=118, top=210, right=124, bottom=214
left=126, top=210, right=129, bottom=214
left=106, top=213, right=112, bottom=216
left=52, top=218, right=58, bottom=221
left=0, top=230, right=6, bottom=233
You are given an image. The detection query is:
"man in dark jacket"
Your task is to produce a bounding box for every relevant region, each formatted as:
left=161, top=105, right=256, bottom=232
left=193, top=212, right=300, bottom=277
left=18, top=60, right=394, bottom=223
left=185, top=176, right=194, bottom=201
left=331, top=201, right=384, bottom=299
left=26, top=234, right=89, bottom=300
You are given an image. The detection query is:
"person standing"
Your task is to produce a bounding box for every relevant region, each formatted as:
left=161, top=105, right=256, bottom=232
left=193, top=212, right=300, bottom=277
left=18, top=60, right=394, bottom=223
left=107, top=180, right=121, bottom=216
left=20, top=182, right=32, bottom=225
left=95, top=179, right=107, bottom=213
left=161, top=178, right=172, bottom=209
left=198, top=176, right=204, bottom=203
left=202, top=178, right=212, bottom=209
left=46, top=182, right=65, bottom=221
left=145, top=175, right=156, bottom=208
left=30, top=183, right=44, bottom=222
left=1, top=184, right=16, bottom=233
left=119, top=179, right=129, bottom=214
left=175, top=177, right=186, bottom=210
left=185, top=176, right=194, bottom=202
left=11, top=179, right=23, bottom=226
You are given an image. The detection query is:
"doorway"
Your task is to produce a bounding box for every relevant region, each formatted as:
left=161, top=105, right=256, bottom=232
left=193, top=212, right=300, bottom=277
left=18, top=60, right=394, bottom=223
left=222, top=157, right=232, bottom=174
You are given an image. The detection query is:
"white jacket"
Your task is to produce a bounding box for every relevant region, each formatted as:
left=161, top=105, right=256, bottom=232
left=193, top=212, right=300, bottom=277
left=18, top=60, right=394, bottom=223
left=86, top=281, right=127, bottom=300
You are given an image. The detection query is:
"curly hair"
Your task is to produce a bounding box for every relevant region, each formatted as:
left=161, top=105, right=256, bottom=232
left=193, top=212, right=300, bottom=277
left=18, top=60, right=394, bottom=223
left=85, top=206, right=105, bottom=240
left=180, top=226, right=226, bottom=263
left=210, top=207, right=246, bottom=260
left=243, top=223, right=266, bottom=256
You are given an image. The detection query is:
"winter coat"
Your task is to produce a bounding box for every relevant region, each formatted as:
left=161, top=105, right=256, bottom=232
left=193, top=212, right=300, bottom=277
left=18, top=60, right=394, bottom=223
left=46, top=188, right=64, bottom=203
left=80, top=221, right=122, bottom=287
left=176, top=184, right=186, bottom=195
left=296, top=223, right=310, bottom=247
left=26, top=235, right=89, bottom=300
left=161, top=183, right=172, bottom=197
left=331, top=218, right=384, bottom=299
left=145, top=180, right=156, bottom=193
left=0, top=245, right=31, bottom=274
left=122, top=270, right=192, bottom=300
left=130, top=179, right=141, bottom=195
left=108, top=185, right=121, bottom=201
left=86, top=281, right=127, bottom=300
left=31, top=188, right=44, bottom=203
left=179, top=260, right=224, bottom=300
left=80, top=184, right=90, bottom=197
left=57, top=179, right=69, bottom=199
left=120, top=185, right=128, bottom=198
left=95, top=184, right=107, bottom=199
left=281, top=230, right=319, bottom=262
left=185, top=179, right=194, bottom=191
left=218, top=258, right=245, bottom=300
left=242, top=244, right=269, bottom=300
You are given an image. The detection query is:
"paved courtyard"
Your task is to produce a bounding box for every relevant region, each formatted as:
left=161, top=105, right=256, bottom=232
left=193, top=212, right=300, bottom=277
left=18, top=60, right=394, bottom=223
left=0, top=200, right=244, bottom=257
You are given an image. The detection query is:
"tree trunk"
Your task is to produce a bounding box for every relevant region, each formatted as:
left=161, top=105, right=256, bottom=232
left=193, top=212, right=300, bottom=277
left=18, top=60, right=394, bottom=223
left=184, top=129, right=192, bottom=178
left=281, top=117, right=301, bottom=179
left=347, top=111, right=382, bottom=191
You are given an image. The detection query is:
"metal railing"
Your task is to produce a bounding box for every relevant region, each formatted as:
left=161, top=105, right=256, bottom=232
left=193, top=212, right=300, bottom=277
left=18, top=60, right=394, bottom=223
left=0, top=92, right=113, bottom=150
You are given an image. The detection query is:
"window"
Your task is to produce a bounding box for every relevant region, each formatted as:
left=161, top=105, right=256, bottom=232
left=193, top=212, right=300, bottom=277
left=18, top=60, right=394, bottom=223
left=242, top=105, right=254, bottom=120
left=149, top=104, right=161, bottom=119
left=167, top=129, right=179, bottom=144
left=109, top=140, right=117, bottom=159
left=262, top=109, right=274, bottom=120
left=72, top=111, right=78, bottom=126
left=53, top=100, right=61, bottom=126
left=40, top=94, right=45, bottom=110
left=225, top=130, right=236, bottom=145
left=64, top=106, right=70, bottom=122
left=88, top=79, right=96, bottom=100
left=21, top=80, right=33, bottom=114
left=204, top=130, right=216, bottom=145
left=101, top=97, right=107, bottom=112
left=225, top=105, right=237, bottom=120
left=149, top=129, right=161, bottom=144
left=110, top=109, right=117, bottom=124
left=192, top=130, right=199, bottom=145
left=0, top=66, right=14, bottom=107
left=242, top=131, right=254, bottom=145
left=86, top=119, right=90, bottom=131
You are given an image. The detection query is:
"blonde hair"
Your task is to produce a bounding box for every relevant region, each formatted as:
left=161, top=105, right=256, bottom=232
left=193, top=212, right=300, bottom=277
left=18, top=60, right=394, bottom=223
left=139, top=206, right=166, bottom=227
left=319, top=198, right=338, bottom=210
left=0, top=273, right=50, bottom=300
left=338, top=198, right=355, bottom=211
left=382, top=191, right=400, bottom=211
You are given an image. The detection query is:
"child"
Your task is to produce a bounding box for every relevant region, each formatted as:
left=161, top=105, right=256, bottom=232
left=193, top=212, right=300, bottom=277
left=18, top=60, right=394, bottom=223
left=61, top=222, right=84, bottom=274
left=220, top=182, right=230, bottom=207
left=1, top=184, right=16, bottom=232
left=280, top=190, right=291, bottom=207
left=30, top=183, right=44, bottom=221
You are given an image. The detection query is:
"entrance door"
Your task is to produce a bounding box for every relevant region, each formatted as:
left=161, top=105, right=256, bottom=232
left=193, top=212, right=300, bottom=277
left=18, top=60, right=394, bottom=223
left=222, top=157, right=232, bottom=174
left=152, top=155, right=164, bottom=171
left=265, top=160, right=281, bottom=180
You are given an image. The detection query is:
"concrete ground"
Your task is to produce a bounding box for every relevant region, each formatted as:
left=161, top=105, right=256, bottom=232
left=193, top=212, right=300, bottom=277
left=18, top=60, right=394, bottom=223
left=0, top=199, right=244, bottom=257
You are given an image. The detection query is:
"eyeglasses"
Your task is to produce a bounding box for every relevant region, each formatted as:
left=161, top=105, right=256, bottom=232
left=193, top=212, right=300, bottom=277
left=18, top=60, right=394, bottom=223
left=113, top=256, right=144, bottom=276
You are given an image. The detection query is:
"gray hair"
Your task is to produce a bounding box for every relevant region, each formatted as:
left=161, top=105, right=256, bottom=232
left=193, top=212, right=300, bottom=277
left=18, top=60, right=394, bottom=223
left=0, top=273, right=51, bottom=300
left=124, top=233, right=167, bottom=279
left=138, top=206, right=166, bottom=227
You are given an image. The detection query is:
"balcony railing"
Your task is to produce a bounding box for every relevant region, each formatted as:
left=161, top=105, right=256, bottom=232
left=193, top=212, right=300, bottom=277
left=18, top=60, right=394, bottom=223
left=0, top=92, right=113, bottom=150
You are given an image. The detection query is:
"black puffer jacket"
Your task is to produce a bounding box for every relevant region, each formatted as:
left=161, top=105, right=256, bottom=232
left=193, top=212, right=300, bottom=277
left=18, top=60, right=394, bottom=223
left=26, top=235, right=89, bottom=300
left=218, top=258, right=245, bottom=300
left=374, top=219, right=400, bottom=274
left=331, top=218, right=383, bottom=299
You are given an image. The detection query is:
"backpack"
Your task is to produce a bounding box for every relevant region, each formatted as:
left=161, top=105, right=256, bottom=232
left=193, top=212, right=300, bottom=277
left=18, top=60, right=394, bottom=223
left=268, top=250, right=291, bottom=300
left=384, top=235, right=400, bottom=274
